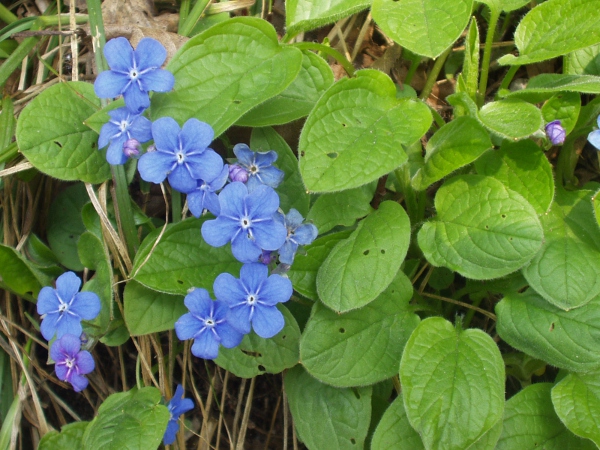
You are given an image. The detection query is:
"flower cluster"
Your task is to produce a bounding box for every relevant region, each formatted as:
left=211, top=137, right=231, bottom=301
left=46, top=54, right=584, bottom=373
left=37, top=271, right=101, bottom=391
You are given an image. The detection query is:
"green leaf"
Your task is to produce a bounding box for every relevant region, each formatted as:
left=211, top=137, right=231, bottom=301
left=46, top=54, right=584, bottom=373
left=301, top=271, right=419, bottom=387
left=504, top=74, right=600, bottom=100
left=496, top=383, right=596, bottom=450
left=593, top=189, right=600, bottom=229
left=371, top=394, right=425, bottom=450
left=237, top=50, right=334, bottom=126
left=522, top=189, right=600, bottom=310
left=400, top=317, right=504, bottom=450
left=131, top=218, right=242, bottom=295
left=418, top=175, right=544, bottom=280
left=0, top=244, right=44, bottom=298
left=288, top=230, right=352, bottom=301
left=498, top=0, right=600, bottom=66
left=250, top=127, right=310, bottom=216
left=215, top=305, right=300, bottom=377
left=552, top=370, right=600, bottom=446
left=285, top=365, right=372, bottom=450
left=412, top=116, right=492, bottom=191
left=468, top=420, right=503, bottom=450
left=317, top=201, right=411, bottom=312
left=496, top=290, right=600, bottom=373
left=124, top=281, right=186, bottom=336
left=475, top=140, right=554, bottom=215
left=476, top=0, right=529, bottom=12
left=541, top=92, right=581, bottom=134
left=478, top=99, right=544, bottom=140
left=47, top=183, right=88, bottom=271
left=285, top=0, right=371, bottom=37
left=306, top=183, right=375, bottom=234
left=150, top=17, right=303, bottom=136
left=462, top=18, right=480, bottom=103
left=83, top=387, right=169, bottom=450
left=16, top=81, right=110, bottom=183
left=371, top=0, right=473, bottom=58
left=567, top=43, right=600, bottom=76
left=299, top=69, right=432, bottom=193
left=39, top=422, right=88, bottom=450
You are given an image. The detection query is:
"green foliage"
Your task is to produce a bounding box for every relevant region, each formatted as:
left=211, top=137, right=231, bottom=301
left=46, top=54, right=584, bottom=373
left=285, top=0, right=371, bottom=37
left=39, top=422, right=88, bottom=450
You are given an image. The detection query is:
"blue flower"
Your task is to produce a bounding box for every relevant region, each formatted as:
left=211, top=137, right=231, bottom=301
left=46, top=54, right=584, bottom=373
left=98, top=107, right=152, bottom=165
left=175, top=288, right=244, bottom=360
left=138, top=117, right=223, bottom=193
left=163, top=384, right=194, bottom=445
left=50, top=334, right=95, bottom=392
left=545, top=120, right=566, bottom=145
left=233, top=144, right=284, bottom=192
left=276, top=209, right=318, bottom=265
left=188, top=163, right=229, bottom=217
left=214, top=263, right=292, bottom=338
left=37, top=272, right=101, bottom=341
left=588, top=116, right=600, bottom=150
left=201, top=182, right=287, bottom=263
left=94, top=37, right=174, bottom=114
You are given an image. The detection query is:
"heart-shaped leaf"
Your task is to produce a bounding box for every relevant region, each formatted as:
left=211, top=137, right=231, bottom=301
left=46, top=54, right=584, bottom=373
left=371, top=394, right=425, bottom=450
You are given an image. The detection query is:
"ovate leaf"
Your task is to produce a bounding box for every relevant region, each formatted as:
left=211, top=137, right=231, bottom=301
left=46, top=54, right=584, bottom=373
left=0, top=244, right=44, bottom=298
left=567, top=43, right=600, bottom=76
left=371, top=394, right=425, bottom=450
left=504, top=74, right=600, bottom=100
left=299, top=69, right=432, bottom=193
left=39, top=422, right=88, bottom=450
left=541, top=91, right=581, bottom=134
left=418, top=175, right=544, bottom=280
left=477, top=99, right=544, bottom=140
left=400, top=317, right=505, bottom=450
left=285, top=0, right=371, bottom=37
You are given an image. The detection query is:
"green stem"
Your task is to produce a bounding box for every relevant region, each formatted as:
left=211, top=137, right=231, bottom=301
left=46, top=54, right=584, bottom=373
left=394, top=165, right=420, bottom=227
left=0, top=3, right=18, bottom=23
left=499, top=64, right=520, bottom=92
left=171, top=190, right=182, bottom=223
left=0, top=24, right=41, bottom=87
left=403, top=58, right=420, bottom=86
left=463, top=296, right=483, bottom=328
left=179, top=0, right=211, bottom=37
left=419, top=47, right=451, bottom=101
left=555, top=137, right=578, bottom=188
left=112, top=165, right=139, bottom=259
left=478, top=6, right=501, bottom=106
left=86, top=0, right=108, bottom=73
left=292, top=42, right=355, bottom=77
left=179, top=0, right=191, bottom=33
left=0, top=142, right=18, bottom=165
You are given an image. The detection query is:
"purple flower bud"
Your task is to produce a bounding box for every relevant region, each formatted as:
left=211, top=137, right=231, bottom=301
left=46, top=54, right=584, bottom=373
left=229, top=164, right=249, bottom=183
left=545, top=120, right=566, bottom=145
left=259, top=250, right=276, bottom=265
left=123, top=138, right=141, bottom=158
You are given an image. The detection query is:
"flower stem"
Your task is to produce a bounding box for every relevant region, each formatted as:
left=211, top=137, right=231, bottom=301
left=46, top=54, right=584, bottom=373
left=419, top=47, right=451, bottom=101
left=292, top=42, right=355, bottom=77
left=499, top=64, right=520, bottom=92
left=179, top=0, right=211, bottom=37
left=478, top=6, right=501, bottom=106
left=86, top=0, right=108, bottom=73
left=112, top=165, right=139, bottom=259
left=171, top=189, right=182, bottom=223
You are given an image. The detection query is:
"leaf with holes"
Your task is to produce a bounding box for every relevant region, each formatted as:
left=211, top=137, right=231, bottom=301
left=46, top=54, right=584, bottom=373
left=301, top=272, right=418, bottom=387
left=237, top=50, right=334, bottom=127
left=496, top=383, right=596, bottom=450
left=16, top=81, right=110, bottom=183
left=475, top=140, right=554, bottom=215
left=299, top=69, right=432, bottom=193
left=317, top=201, right=411, bottom=312
left=552, top=370, right=600, bottom=447
left=496, top=289, right=600, bottom=372
left=150, top=17, right=302, bottom=136
left=412, top=116, right=492, bottom=191
left=418, top=175, right=544, bottom=280
left=522, top=189, right=600, bottom=310
left=132, top=218, right=242, bottom=295
left=499, top=0, right=600, bottom=66
left=371, top=394, right=424, bottom=450
left=285, top=365, right=372, bottom=450
left=371, top=0, right=473, bottom=58
left=400, top=317, right=505, bottom=450
left=478, top=99, right=544, bottom=140
left=214, top=305, right=300, bottom=378
left=285, top=0, right=371, bottom=37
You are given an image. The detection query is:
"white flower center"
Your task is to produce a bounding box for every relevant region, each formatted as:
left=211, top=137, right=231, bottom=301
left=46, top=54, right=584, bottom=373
left=247, top=294, right=257, bottom=305
left=249, top=164, right=259, bottom=174
left=129, top=69, right=139, bottom=80
left=240, top=217, right=251, bottom=229
left=205, top=318, right=215, bottom=327
left=65, top=357, right=75, bottom=368
left=176, top=152, right=185, bottom=164
left=119, top=120, right=129, bottom=132
left=58, top=303, right=68, bottom=313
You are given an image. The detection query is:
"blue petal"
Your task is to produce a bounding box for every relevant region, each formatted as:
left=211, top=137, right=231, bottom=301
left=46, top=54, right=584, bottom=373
left=75, top=350, right=95, bottom=374
left=122, top=84, right=150, bottom=114
left=172, top=397, right=194, bottom=416
left=252, top=305, right=285, bottom=338
left=71, top=292, right=101, bottom=320
left=588, top=130, right=600, bottom=150
left=212, top=300, right=231, bottom=322
left=55, top=334, right=81, bottom=356
left=217, top=182, right=247, bottom=218
left=56, top=272, right=81, bottom=302
left=152, top=117, right=180, bottom=152
left=138, top=151, right=174, bottom=183
left=104, top=37, right=134, bottom=72
left=37, top=287, right=59, bottom=315
left=293, top=223, right=318, bottom=245
left=247, top=185, right=280, bottom=219
left=213, top=273, right=246, bottom=306
left=106, top=138, right=128, bottom=165
left=240, top=263, right=269, bottom=293
left=180, top=119, right=214, bottom=154
left=285, top=209, right=304, bottom=229
left=139, top=69, right=175, bottom=93
left=41, top=313, right=60, bottom=340
left=55, top=314, right=83, bottom=339
left=55, top=362, right=69, bottom=381
left=228, top=305, right=252, bottom=335
left=217, top=321, right=244, bottom=348
left=94, top=71, right=129, bottom=98
left=98, top=121, right=120, bottom=149
left=256, top=166, right=284, bottom=189
left=259, top=274, right=293, bottom=306
left=231, top=232, right=262, bottom=263
left=254, top=150, right=278, bottom=167
left=203, top=191, right=221, bottom=216
left=278, top=241, right=298, bottom=265
left=129, top=115, right=153, bottom=142
left=163, top=420, right=179, bottom=445
left=233, top=143, right=254, bottom=165
left=175, top=313, right=203, bottom=341
left=201, top=217, right=240, bottom=247
left=252, top=219, right=287, bottom=251
left=134, top=37, right=167, bottom=71
left=208, top=164, right=230, bottom=191
left=171, top=385, right=185, bottom=408
left=187, top=149, right=223, bottom=183
left=187, top=189, right=206, bottom=218
left=191, top=331, right=220, bottom=359
left=70, top=373, right=89, bottom=392
left=184, top=288, right=212, bottom=315
left=169, top=164, right=197, bottom=193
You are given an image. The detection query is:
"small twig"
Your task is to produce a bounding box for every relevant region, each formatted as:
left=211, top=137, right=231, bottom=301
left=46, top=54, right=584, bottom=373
left=232, top=377, right=247, bottom=444
left=420, top=292, right=497, bottom=321
left=0, top=161, right=34, bottom=178
left=235, top=376, right=256, bottom=450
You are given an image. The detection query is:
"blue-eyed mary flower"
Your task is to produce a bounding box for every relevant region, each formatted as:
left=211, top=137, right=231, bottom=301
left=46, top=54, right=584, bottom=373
left=98, top=107, right=151, bottom=165
left=175, top=288, right=244, bottom=360
left=276, top=209, right=318, bottom=265
left=545, top=120, right=566, bottom=145
left=214, top=263, right=293, bottom=338
left=37, top=272, right=101, bottom=341
left=233, top=144, right=284, bottom=192
left=163, top=384, right=194, bottom=445
left=201, top=182, right=287, bottom=263
left=138, top=117, right=223, bottom=193
left=588, top=116, right=600, bottom=150
left=50, top=334, right=95, bottom=392
left=188, top=163, right=230, bottom=217
left=94, top=37, right=174, bottom=114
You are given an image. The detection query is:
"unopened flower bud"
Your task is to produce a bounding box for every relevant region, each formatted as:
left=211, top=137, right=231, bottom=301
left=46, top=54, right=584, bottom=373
left=545, top=120, right=566, bottom=145
left=229, top=164, right=249, bottom=183
left=259, top=250, right=276, bottom=265
left=123, top=138, right=141, bottom=158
